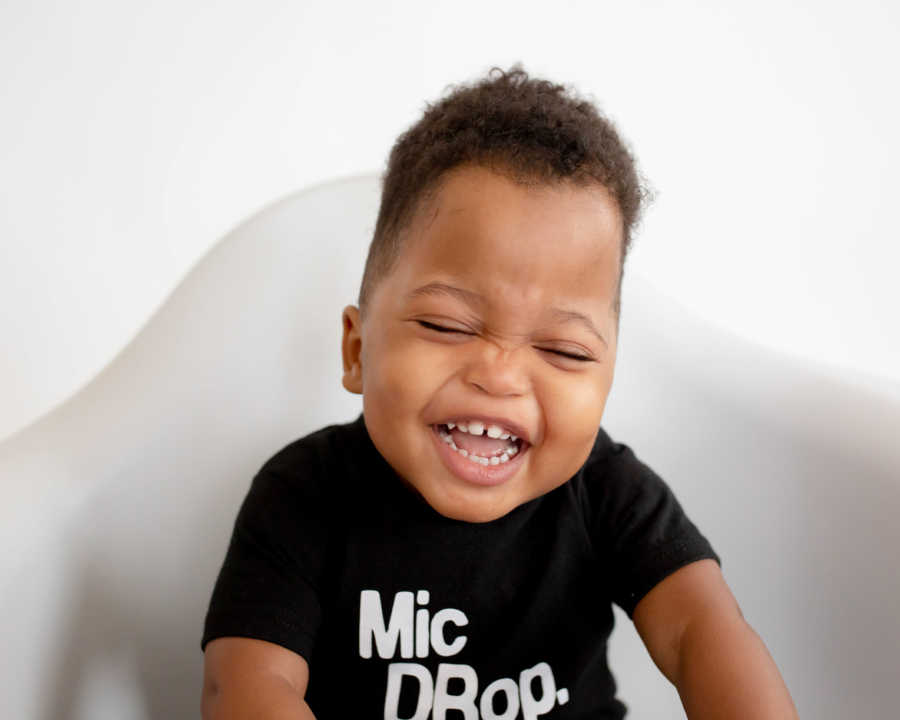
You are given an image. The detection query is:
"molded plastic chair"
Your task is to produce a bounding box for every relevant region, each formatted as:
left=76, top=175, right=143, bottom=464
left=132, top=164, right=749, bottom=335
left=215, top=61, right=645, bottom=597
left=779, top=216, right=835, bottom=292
left=1, top=175, right=898, bottom=719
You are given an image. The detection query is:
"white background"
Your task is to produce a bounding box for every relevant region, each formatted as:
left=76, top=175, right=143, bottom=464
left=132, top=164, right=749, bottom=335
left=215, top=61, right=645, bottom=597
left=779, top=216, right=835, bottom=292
left=2, top=0, right=899, bottom=442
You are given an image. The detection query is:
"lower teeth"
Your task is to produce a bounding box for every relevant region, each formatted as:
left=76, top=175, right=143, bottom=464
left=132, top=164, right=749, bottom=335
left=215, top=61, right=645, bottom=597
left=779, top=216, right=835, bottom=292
left=438, top=427, right=517, bottom=466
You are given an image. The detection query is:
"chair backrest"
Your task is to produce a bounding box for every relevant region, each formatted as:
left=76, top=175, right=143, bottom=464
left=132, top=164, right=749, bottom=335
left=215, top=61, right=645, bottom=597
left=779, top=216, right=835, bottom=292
left=1, top=174, right=897, bottom=719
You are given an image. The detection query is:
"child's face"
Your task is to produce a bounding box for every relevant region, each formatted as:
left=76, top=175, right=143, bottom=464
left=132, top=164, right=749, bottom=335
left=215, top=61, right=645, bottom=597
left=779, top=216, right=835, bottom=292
left=342, top=165, right=622, bottom=523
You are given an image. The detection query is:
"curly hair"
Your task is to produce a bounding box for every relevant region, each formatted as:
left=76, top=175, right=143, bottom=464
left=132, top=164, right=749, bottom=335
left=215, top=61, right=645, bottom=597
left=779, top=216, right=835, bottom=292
left=358, top=65, right=651, bottom=317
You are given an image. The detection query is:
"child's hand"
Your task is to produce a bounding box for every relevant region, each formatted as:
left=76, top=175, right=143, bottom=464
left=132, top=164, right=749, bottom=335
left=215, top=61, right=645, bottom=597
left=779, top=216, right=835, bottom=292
left=633, top=559, right=799, bottom=719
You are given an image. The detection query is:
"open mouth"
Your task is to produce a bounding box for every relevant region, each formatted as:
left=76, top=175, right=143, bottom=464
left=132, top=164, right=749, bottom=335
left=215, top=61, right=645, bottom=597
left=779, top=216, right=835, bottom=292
left=432, top=421, right=528, bottom=467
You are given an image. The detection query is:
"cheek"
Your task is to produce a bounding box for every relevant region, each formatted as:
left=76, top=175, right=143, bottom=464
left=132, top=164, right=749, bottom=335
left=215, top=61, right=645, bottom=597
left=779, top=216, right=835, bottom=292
left=362, top=332, right=449, bottom=412
left=539, top=367, right=613, bottom=450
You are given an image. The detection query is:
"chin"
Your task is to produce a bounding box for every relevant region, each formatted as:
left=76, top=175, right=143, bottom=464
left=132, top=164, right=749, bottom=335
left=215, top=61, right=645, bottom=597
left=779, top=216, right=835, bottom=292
left=422, top=485, right=523, bottom=524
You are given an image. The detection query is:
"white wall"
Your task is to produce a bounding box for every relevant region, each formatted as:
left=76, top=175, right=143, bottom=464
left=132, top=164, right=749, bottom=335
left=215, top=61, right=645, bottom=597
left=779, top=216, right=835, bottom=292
left=2, top=0, right=899, bottom=442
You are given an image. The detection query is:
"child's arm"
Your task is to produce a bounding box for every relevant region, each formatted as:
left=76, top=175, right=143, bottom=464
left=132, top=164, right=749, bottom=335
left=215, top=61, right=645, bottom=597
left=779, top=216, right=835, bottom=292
left=633, top=559, right=799, bottom=719
left=201, top=637, right=317, bottom=720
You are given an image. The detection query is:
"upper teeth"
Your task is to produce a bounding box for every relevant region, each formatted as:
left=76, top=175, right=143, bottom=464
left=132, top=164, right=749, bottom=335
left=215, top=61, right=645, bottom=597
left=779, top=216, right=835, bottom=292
left=446, top=421, right=513, bottom=440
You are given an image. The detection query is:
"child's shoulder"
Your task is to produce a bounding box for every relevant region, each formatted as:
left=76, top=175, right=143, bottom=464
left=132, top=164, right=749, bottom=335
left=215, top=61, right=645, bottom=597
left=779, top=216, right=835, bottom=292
left=258, top=415, right=372, bottom=473
left=580, top=425, right=650, bottom=479
left=243, top=416, right=374, bottom=504
left=574, top=426, right=675, bottom=511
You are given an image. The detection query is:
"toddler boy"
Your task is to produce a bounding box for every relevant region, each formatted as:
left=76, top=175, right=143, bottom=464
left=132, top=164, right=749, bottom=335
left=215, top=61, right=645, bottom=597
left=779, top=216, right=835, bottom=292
left=201, top=67, right=798, bottom=719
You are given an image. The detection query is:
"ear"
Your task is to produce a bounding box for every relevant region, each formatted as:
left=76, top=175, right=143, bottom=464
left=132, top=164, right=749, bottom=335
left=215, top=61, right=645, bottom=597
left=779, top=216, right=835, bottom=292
left=341, top=305, right=363, bottom=394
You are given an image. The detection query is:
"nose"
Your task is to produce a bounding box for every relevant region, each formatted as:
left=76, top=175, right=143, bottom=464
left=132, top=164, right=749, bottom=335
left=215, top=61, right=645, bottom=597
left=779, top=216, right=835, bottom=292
left=463, top=343, right=529, bottom=398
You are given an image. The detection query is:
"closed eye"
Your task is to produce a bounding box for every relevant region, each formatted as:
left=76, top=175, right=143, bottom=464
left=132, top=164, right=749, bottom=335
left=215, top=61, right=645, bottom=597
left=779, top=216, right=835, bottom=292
left=416, top=320, right=473, bottom=335
left=537, top=348, right=594, bottom=362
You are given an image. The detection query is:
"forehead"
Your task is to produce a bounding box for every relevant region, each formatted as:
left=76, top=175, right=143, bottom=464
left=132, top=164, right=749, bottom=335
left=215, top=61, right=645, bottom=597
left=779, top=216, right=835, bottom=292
left=390, top=166, right=623, bottom=313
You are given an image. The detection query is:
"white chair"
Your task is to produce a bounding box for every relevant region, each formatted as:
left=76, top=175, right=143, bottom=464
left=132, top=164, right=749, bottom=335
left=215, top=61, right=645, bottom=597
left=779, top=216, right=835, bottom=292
left=2, top=175, right=898, bottom=719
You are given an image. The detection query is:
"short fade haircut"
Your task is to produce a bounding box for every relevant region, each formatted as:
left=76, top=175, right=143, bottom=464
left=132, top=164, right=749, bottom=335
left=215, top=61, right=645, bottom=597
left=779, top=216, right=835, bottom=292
left=358, top=65, right=650, bottom=319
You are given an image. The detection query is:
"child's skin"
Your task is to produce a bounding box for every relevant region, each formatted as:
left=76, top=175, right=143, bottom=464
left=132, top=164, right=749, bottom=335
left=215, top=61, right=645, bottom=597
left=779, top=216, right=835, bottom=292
left=202, top=165, right=799, bottom=719
left=341, top=164, right=621, bottom=524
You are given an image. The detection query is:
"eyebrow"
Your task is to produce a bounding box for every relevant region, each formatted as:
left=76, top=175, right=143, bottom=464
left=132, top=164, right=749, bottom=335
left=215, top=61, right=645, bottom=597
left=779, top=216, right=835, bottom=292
left=407, top=281, right=608, bottom=347
left=408, top=281, right=485, bottom=308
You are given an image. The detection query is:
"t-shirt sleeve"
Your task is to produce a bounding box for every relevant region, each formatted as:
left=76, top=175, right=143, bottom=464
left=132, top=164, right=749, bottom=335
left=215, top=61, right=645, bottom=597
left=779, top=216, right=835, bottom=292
left=583, top=437, right=720, bottom=618
left=201, top=443, right=333, bottom=661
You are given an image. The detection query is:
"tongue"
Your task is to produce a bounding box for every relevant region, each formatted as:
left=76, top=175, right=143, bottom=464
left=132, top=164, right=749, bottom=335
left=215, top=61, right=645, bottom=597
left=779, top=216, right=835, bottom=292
left=450, top=429, right=511, bottom=457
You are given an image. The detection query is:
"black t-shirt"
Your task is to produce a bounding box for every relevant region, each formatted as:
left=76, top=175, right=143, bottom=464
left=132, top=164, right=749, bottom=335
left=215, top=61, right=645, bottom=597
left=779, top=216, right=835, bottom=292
left=202, top=416, right=719, bottom=719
